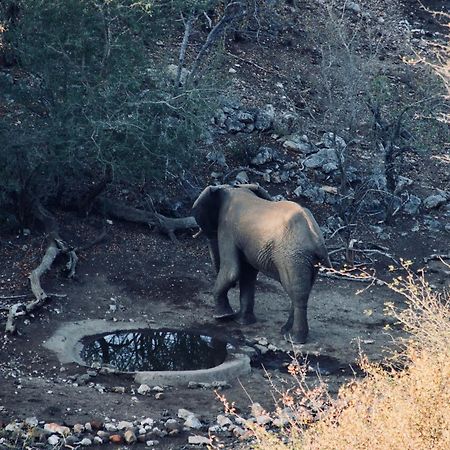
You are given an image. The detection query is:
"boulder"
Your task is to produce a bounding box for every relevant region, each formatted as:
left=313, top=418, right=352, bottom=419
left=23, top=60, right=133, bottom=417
left=254, top=104, right=275, bottom=131
left=424, top=193, right=447, bottom=210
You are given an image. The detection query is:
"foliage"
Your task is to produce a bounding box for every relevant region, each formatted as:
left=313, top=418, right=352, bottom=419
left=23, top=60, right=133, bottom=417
left=0, top=0, right=223, bottom=217
left=239, top=265, right=450, bottom=450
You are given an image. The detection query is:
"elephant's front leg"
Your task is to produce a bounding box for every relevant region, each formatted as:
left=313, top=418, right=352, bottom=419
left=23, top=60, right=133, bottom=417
left=236, top=264, right=258, bottom=325
left=213, top=267, right=239, bottom=320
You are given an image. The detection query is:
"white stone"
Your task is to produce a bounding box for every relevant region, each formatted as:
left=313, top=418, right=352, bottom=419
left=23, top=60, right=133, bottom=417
left=80, top=438, right=92, bottom=446
left=178, top=408, right=195, bottom=420
left=137, top=384, right=151, bottom=395
left=104, top=423, right=117, bottom=432
left=184, top=415, right=202, bottom=430
left=188, top=435, right=210, bottom=445
left=217, top=415, right=233, bottom=427
left=117, top=420, right=134, bottom=430
left=47, top=435, right=60, bottom=446
left=25, top=417, right=38, bottom=427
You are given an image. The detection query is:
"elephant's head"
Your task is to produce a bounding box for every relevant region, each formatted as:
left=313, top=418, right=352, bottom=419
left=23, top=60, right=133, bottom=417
left=191, top=185, right=224, bottom=239
left=192, top=183, right=271, bottom=238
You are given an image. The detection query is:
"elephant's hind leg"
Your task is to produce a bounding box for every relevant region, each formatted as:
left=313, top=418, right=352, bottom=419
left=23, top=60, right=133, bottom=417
left=280, top=270, right=315, bottom=344
left=236, top=262, right=258, bottom=325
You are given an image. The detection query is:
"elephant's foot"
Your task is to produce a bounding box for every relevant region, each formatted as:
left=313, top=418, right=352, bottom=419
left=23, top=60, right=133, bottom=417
left=283, top=332, right=308, bottom=345
left=214, top=304, right=235, bottom=321
left=235, top=312, right=257, bottom=326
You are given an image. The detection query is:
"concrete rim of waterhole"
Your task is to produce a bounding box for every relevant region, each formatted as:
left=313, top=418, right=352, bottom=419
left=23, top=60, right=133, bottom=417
left=43, top=319, right=251, bottom=386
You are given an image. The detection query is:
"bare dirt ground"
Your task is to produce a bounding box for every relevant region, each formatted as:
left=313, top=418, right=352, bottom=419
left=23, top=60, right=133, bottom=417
left=0, top=1, right=449, bottom=449
left=1, top=207, right=449, bottom=449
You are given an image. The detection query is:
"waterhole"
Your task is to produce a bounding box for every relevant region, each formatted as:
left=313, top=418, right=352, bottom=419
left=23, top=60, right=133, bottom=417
left=253, top=350, right=358, bottom=377
left=80, top=329, right=228, bottom=372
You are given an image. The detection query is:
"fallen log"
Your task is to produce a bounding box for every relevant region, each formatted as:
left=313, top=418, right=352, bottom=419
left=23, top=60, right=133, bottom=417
left=96, top=198, right=197, bottom=242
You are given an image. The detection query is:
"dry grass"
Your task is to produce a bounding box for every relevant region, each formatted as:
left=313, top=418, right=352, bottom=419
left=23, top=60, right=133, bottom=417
left=245, top=266, right=450, bottom=450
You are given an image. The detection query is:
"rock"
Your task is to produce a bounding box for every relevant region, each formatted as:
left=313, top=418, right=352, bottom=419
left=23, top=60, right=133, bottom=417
left=165, top=419, right=181, bottom=432
left=302, top=186, right=326, bottom=204
left=206, top=149, right=227, bottom=167
left=137, top=384, right=151, bottom=395
left=273, top=111, right=298, bottom=134
left=76, top=374, right=91, bottom=385
left=25, top=417, right=38, bottom=427
left=109, top=434, right=123, bottom=444
left=228, top=67, right=237, bottom=74
left=236, top=111, right=254, bottom=124
left=403, top=195, right=422, bottom=215
left=89, top=420, right=102, bottom=430
left=111, top=386, right=125, bottom=393
left=97, top=430, right=110, bottom=439
left=217, top=415, right=233, bottom=428
left=395, top=176, right=413, bottom=193
left=93, top=436, right=103, bottom=444
left=211, top=380, right=231, bottom=390
left=250, top=402, right=266, bottom=417
left=424, top=193, right=447, bottom=210
left=321, top=162, right=338, bottom=173
left=146, top=440, right=160, bottom=447
left=254, top=344, right=269, bottom=354
left=188, top=435, right=210, bottom=445
left=346, top=1, right=361, bottom=14
left=79, top=437, right=92, bottom=446
left=155, top=392, right=164, bottom=400
left=304, top=149, right=339, bottom=170
left=44, top=423, right=70, bottom=436
left=124, top=429, right=137, bottom=444
left=321, top=132, right=347, bottom=150
left=117, top=421, right=134, bottom=430
left=235, top=171, right=249, bottom=184
left=84, top=422, right=92, bottom=432
left=184, top=415, right=202, bottom=430
left=283, top=137, right=315, bottom=154
left=225, top=116, right=245, bottom=133
left=47, top=435, right=60, bottom=446
left=151, top=386, right=164, bottom=392
left=65, top=435, right=79, bottom=445
left=141, top=418, right=154, bottom=427
left=251, top=146, right=279, bottom=165
left=73, top=423, right=85, bottom=434
left=254, top=104, right=275, bottom=131
left=293, top=185, right=303, bottom=197
left=104, top=423, right=117, bottom=432
left=178, top=409, right=195, bottom=420
left=256, top=414, right=272, bottom=425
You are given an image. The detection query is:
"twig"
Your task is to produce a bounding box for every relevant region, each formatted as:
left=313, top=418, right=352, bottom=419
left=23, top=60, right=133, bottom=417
left=424, top=253, right=450, bottom=263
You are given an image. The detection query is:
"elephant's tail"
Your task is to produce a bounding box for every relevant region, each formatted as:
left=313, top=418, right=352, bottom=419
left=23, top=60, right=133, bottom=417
left=318, top=248, right=333, bottom=269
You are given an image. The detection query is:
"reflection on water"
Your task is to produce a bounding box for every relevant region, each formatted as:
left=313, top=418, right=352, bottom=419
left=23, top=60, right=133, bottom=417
left=80, top=329, right=228, bottom=372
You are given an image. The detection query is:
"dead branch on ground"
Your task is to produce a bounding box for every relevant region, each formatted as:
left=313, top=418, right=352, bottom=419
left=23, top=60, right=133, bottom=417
left=96, top=198, right=197, bottom=242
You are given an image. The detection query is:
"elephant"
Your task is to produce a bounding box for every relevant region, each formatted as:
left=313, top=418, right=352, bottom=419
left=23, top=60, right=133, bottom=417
left=192, top=184, right=331, bottom=344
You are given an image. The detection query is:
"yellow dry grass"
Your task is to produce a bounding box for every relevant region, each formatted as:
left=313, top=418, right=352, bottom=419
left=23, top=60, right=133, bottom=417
left=248, top=267, right=450, bottom=450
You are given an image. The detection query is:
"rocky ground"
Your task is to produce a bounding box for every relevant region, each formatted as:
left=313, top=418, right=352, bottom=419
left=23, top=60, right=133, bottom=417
left=1, top=0, right=449, bottom=449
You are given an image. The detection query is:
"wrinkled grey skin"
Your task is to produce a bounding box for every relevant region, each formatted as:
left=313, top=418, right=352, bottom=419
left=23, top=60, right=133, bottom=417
left=192, top=184, right=331, bottom=344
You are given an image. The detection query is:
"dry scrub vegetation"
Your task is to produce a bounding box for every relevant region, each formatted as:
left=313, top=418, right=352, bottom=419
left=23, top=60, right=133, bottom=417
left=234, top=265, right=449, bottom=450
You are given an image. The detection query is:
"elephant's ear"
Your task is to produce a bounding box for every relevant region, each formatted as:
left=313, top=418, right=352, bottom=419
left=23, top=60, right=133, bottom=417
left=191, top=185, right=222, bottom=238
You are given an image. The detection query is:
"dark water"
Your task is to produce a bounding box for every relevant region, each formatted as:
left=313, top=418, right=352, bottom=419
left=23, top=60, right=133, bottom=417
left=80, top=329, right=228, bottom=372
left=253, top=350, right=360, bottom=377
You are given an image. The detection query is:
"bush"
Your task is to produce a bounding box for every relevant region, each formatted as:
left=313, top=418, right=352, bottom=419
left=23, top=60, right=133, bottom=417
left=0, top=0, right=222, bottom=217
left=241, top=266, right=450, bottom=450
